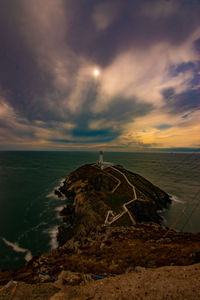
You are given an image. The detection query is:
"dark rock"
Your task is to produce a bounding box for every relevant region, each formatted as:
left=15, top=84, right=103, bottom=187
left=59, top=205, right=74, bottom=217
left=64, top=189, right=75, bottom=201
left=58, top=182, right=75, bottom=201
left=57, top=226, right=73, bottom=246
left=88, top=173, right=116, bottom=192
left=195, top=249, right=200, bottom=263
left=129, top=200, right=163, bottom=224
left=56, top=164, right=171, bottom=246
left=58, top=182, right=68, bottom=194
left=63, top=215, right=73, bottom=224
left=54, top=189, right=63, bottom=198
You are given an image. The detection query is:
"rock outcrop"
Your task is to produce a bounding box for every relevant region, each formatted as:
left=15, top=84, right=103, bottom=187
left=55, top=164, right=171, bottom=246
left=0, top=223, right=200, bottom=286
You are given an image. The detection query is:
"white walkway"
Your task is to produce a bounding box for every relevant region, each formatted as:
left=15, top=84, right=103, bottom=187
left=104, top=167, right=138, bottom=226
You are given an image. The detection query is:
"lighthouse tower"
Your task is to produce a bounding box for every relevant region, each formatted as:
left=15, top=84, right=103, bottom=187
left=96, top=150, right=113, bottom=170
left=99, top=151, right=103, bottom=169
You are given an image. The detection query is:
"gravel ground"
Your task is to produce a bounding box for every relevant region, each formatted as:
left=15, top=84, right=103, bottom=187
left=0, top=263, right=200, bottom=299
left=50, top=263, right=200, bottom=300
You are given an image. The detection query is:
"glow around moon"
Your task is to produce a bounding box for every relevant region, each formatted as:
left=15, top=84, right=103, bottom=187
left=93, top=69, right=100, bottom=77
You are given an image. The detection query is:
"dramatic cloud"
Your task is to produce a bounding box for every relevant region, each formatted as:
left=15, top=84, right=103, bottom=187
left=0, top=0, right=200, bottom=150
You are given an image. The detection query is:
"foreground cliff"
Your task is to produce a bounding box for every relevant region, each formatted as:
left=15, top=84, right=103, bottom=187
left=0, top=223, right=200, bottom=299
left=0, top=223, right=200, bottom=285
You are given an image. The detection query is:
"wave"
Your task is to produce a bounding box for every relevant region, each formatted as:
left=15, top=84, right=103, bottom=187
left=46, top=178, right=66, bottom=200
left=17, top=222, right=47, bottom=241
left=54, top=205, right=65, bottom=220
left=43, top=226, right=58, bottom=249
left=55, top=206, right=64, bottom=212
left=170, top=195, right=185, bottom=203
left=46, top=191, right=58, bottom=199
left=1, top=237, right=32, bottom=262
left=31, top=221, right=47, bottom=231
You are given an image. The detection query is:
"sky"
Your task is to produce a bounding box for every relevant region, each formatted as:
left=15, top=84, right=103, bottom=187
left=0, top=0, right=200, bottom=151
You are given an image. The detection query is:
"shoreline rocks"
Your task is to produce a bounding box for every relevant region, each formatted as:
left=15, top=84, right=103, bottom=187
left=0, top=223, right=200, bottom=286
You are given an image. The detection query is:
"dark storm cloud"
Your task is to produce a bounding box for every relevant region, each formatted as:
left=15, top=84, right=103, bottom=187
left=51, top=131, right=119, bottom=144
left=1, top=0, right=200, bottom=116
left=156, top=124, right=173, bottom=130
left=169, top=60, right=200, bottom=88
left=0, top=1, right=56, bottom=120
left=162, top=88, right=175, bottom=100
left=195, top=38, right=200, bottom=53
left=67, top=94, right=152, bottom=142
left=99, top=98, right=152, bottom=121
left=162, top=55, right=200, bottom=115
left=163, top=88, right=200, bottom=113
left=172, top=62, right=196, bottom=75
left=64, top=0, right=200, bottom=66
left=0, top=0, right=200, bottom=149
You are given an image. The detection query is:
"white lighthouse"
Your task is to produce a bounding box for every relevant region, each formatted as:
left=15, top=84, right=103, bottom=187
left=99, top=151, right=103, bottom=165
left=97, top=151, right=113, bottom=170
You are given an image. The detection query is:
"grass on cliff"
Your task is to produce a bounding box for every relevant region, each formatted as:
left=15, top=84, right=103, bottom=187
left=104, top=193, right=129, bottom=213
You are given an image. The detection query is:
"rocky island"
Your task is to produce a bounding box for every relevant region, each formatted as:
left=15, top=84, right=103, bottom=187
left=56, top=162, right=171, bottom=246
left=0, top=157, right=200, bottom=299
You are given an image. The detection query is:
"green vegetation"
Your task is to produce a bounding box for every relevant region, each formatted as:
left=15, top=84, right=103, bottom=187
left=104, top=193, right=129, bottom=213
left=111, top=213, right=133, bottom=226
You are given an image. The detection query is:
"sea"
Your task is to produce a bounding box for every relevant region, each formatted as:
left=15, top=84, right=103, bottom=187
left=0, top=151, right=199, bottom=270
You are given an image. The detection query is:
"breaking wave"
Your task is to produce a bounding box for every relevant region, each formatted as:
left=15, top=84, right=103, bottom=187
left=54, top=205, right=65, bottom=220
left=170, top=195, right=185, bottom=203
left=1, top=237, right=32, bottom=262
left=46, top=178, right=66, bottom=200
left=43, top=226, right=58, bottom=249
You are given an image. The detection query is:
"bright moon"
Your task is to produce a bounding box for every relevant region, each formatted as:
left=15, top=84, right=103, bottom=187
left=93, top=69, right=100, bottom=77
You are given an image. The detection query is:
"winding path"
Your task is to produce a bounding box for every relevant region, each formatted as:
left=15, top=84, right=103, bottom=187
left=104, top=167, right=138, bottom=226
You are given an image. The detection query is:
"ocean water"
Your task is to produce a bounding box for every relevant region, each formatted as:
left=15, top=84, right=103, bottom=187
left=0, top=151, right=199, bottom=270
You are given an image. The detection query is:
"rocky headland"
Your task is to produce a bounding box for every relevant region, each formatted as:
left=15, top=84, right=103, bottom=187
left=56, top=163, right=171, bottom=246
left=0, top=163, right=200, bottom=299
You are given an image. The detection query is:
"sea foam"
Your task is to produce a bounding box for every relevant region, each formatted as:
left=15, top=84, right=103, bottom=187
left=1, top=237, right=32, bottom=262
left=46, top=178, right=66, bottom=200
left=170, top=195, right=185, bottom=204
left=43, top=226, right=58, bottom=249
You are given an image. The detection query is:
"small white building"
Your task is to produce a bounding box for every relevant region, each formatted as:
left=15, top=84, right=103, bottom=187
left=97, top=151, right=113, bottom=170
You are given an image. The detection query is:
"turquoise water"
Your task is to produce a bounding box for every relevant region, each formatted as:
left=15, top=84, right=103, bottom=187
left=0, top=151, right=199, bottom=269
